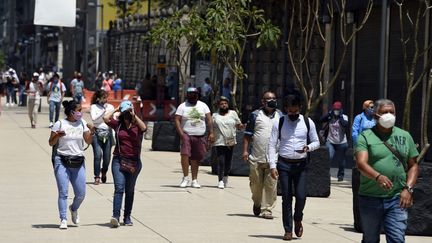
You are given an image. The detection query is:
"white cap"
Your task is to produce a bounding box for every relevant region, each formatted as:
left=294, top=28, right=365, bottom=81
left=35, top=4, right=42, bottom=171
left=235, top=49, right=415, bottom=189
left=33, top=72, right=39, bottom=77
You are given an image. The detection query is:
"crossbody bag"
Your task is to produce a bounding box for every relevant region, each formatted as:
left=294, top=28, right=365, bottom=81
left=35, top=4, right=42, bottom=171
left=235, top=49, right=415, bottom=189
left=370, top=129, right=407, bottom=171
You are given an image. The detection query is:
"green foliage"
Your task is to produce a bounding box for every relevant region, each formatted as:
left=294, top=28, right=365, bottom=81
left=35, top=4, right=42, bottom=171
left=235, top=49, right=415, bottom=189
left=108, top=0, right=145, bottom=18
left=0, top=50, right=5, bottom=70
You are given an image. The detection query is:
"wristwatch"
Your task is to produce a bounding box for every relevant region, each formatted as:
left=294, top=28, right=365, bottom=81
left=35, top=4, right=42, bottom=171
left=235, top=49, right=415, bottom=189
left=403, top=185, right=414, bottom=194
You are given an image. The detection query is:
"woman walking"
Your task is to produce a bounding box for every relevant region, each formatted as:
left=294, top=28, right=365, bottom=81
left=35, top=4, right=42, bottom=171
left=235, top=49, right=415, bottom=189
left=212, top=96, right=243, bottom=189
left=48, top=100, right=93, bottom=229
left=104, top=100, right=147, bottom=227
left=90, top=90, right=115, bottom=184
left=26, top=72, right=43, bottom=128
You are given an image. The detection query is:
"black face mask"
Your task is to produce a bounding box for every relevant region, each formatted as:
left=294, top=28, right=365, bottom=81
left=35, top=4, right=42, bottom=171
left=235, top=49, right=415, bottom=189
left=219, top=108, right=229, bottom=114
left=266, top=100, right=277, bottom=109
left=288, top=114, right=299, bottom=121
left=122, top=112, right=133, bottom=121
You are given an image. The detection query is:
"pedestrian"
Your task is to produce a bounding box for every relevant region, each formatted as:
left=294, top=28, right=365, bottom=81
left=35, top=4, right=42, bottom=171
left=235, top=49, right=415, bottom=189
left=48, top=100, right=93, bottom=229
left=242, top=91, right=282, bottom=219
left=175, top=87, right=215, bottom=188
left=212, top=96, right=243, bottom=189
left=26, top=72, right=44, bottom=128
left=103, top=100, right=147, bottom=227
left=352, top=99, right=376, bottom=146
left=113, top=74, right=122, bottom=99
left=320, top=101, right=349, bottom=181
left=355, top=99, right=419, bottom=243
left=4, top=69, right=19, bottom=107
left=222, top=77, right=232, bottom=102
left=102, top=73, right=113, bottom=92
left=70, top=73, right=85, bottom=104
left=47, top=73, right=67, bottom=128
left=18, top=72, right=28, bottom=106
left=267, top=95, right=320, bottom=240
left=202, top=77, right=213, bottom=108
left=90, top=90, right=115, bottom=185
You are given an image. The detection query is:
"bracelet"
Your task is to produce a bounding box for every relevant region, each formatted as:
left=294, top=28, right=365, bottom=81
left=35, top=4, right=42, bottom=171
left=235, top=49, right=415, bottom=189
left=375, top=174, right=382, bottom=181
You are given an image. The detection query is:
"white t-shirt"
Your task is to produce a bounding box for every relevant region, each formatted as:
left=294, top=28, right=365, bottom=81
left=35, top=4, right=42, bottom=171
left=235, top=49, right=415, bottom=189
left=212, top=110, right=241, bottom=146
left=28, top=81, right=43, bottom=100
left=175, top=101, right=210, bottom=136
left=48, top=81, right=67, bottom=102
left=90, top=103, right=115, bottom=129
left=52, top=119, right=90, bottom=156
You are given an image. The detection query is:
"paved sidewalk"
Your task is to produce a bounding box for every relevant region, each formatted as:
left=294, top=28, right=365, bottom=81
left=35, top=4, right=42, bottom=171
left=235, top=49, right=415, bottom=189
left=0, top=98, right=429, bottom=243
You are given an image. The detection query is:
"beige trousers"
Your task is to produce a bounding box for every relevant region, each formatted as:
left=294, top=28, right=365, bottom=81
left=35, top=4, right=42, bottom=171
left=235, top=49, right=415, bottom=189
left=28, top=98, right=39, bottom=126
left=249, top=160, right=277, bottom=215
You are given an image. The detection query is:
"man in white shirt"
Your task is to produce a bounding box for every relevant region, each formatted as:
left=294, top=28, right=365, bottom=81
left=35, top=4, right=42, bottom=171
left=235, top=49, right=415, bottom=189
left=242, top=91, right=282, bottom=220
left=47, top=73, right=67, bottom=127
left=267, top=95, right=320, bottom=241
left=175, top=87, right=215, bottom=188
left=26, top=72, right=44, bottom=128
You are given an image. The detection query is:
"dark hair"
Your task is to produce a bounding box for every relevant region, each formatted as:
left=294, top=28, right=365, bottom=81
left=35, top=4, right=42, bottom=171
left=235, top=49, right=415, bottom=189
left=261, top=90, right=276, bottom=99
left=91, top=89, right=108, bottom=105
left=53, top=72, right=60, bottom=79
left=62, top=100, right=79, bottom=117
left=283, top=95, right=301, bottom=108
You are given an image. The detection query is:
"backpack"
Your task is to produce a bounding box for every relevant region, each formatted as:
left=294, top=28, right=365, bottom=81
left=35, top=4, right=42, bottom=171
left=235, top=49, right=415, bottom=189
left=48, top=80, right=62, bottom=94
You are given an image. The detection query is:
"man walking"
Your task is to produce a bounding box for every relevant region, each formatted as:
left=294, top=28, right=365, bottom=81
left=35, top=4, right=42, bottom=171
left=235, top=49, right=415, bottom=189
left=355, top=99, right=419, bottom=243
left=70, top=73, right=85, bottom=104
left=267, top=95, right=320, bottom=240
left=242, top=91, right=281, bottom=219
left=47, top=73, right=66, bottom=128
left=175, top=87, right=214, bottom=188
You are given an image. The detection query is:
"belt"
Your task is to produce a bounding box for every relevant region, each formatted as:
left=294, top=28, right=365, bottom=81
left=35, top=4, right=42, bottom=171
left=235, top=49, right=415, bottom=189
left=278, top=156, right=306, bottom=163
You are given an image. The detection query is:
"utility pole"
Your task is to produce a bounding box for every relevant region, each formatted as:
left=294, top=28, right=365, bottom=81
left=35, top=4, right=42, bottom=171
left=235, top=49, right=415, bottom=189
left=83, top=4, right=89, bottom=82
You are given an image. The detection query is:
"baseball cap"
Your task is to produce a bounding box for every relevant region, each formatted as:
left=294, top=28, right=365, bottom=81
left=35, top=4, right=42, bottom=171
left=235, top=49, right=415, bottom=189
left=120, top=100, right=133, bottom=112
left=33, top=72, right=40, bottom=77
left=332, top=101, right=342, bottom=109
left=187, top=87, right=199, bottom=93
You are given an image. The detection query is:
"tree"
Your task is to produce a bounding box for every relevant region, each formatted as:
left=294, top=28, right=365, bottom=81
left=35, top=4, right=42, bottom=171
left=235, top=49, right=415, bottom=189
left=108, top=0, right=145, bottom=18
left=199, top=0, right=281, bottom=111
left=286, top=0, right=373, bottom=117
left=394, top=0, right=431, bottom=158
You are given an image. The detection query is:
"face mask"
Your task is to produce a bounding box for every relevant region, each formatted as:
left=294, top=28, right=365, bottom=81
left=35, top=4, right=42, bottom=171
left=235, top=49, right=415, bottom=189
left=378, top=113, right=396, bottom=128
left=365, top=108, right=373, bottom=116
left=219, top=108, right=229, bottom=114
left=266, top=100, right=277, bottom=109
left=72, top=111, right=82, bottom=121
left=53, top=79, right=59, bottom=83
left=122, top=111, right=133, bottom=121
left=333, top=110, right=340, bottom=116
left=288, top=113, right=299, bottom=121
left=187, top=94, right=198, bottom=105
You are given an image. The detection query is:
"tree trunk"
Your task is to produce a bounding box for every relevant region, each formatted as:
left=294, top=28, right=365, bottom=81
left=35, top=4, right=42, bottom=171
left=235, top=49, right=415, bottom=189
left=402, top=89, right=412, bottom=131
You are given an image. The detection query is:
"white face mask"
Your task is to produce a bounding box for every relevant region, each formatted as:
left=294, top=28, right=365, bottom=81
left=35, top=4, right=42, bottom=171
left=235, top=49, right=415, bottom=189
left=378, top=113, right=396, bottom=128
left=333, top=110, right=340, bottom=116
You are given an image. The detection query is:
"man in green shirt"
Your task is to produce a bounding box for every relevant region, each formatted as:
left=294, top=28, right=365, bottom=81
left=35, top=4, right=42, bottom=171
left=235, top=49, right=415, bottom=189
left=355, top=99, right=419, bottom=243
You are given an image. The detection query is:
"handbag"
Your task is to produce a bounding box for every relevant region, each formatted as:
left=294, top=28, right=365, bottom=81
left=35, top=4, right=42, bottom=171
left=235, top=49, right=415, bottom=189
left=96, top=128, right=111, bottom=143
left=60, top=155, right=85, bottom=168
left=117, top=124, right=138, bottom=174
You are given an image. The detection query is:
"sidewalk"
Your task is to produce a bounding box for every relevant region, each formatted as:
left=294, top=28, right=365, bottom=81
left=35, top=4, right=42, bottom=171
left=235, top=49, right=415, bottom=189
left=0, top=97, right=429, bottom=243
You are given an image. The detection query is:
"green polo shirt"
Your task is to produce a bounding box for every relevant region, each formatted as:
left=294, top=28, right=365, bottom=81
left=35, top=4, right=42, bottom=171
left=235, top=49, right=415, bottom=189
left=355, top=126, right=418, bottom=198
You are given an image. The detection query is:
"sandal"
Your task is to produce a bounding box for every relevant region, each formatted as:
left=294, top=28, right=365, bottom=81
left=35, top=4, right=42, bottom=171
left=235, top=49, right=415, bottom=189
left=94, top=177, right=101, bottom=185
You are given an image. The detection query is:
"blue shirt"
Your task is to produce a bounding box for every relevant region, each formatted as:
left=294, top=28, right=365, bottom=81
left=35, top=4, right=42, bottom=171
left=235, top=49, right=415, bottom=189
left=113, top=79, right=122, bottom=91
left=352, top=112, right=376, bottom=145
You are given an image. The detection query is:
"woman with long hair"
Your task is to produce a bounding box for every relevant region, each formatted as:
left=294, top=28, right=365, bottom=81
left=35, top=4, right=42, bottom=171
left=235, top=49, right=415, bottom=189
left=103, top=100, right=146, bottom=227
left=48, top=100, right=92, bottom=229
left=90, top=90, right=115, bottom=184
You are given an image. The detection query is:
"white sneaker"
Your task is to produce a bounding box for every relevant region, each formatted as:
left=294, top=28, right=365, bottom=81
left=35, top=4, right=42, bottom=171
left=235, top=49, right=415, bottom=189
left=6, top=103, right=9, bottom=107
left=49, top=122, right=54, bottom=128
left=69, top=206, right=80, bottom=225
left=218, top=180, right=225, bottom=189
left=191, top=179, right=201, bottom=188
left=110, top=217, right=120, bottom=228
left=59, top=219, right=68, bottom=229
left=179, top=177, right=190, bottom=188
left=223, top=176, right=229, bottom=187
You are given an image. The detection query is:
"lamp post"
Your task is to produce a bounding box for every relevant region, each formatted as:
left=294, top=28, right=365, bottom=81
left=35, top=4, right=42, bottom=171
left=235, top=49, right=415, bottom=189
left=88, top=1, right=105, bottom=74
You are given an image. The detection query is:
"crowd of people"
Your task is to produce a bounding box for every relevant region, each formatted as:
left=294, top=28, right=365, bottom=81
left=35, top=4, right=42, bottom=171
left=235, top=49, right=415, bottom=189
left=1, top=69, right=420, bottom=242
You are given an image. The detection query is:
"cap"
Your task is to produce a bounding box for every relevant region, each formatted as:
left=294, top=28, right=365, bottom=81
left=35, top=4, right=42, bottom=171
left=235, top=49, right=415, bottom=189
left=219, top=96, right=230, bottom=102
left=120, top=100, right=133, bottom=112
left=362, top=100, right=374, bottom=110
left=32, top=72, right=40, bottom=77
left=108, top=70, right=114, bottom=74
left=186, top=87, right=199, bottom=93
left=332, top=101, right=342, bottom=109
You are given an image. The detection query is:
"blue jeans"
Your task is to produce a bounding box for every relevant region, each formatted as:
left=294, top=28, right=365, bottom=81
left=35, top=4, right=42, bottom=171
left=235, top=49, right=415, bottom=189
left=277, top=159, right=307, bottom=233
left=92, top=133, right=112, bottom=177
left=6, top=85, right=16, bottom=104
left=53, top=155, right=86, bottom=220
left=112, top=156, right=142, bottom=218
left=73, top=94, right=83, bottom=103
left=49, top=100, right=61, bottom=123
left=359, top=195, right=408, bottom=243
left=326, top=141, right=348, bottom=179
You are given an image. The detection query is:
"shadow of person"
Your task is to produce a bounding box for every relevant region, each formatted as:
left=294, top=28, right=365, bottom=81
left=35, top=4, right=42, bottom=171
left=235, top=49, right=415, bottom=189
left=226, top=213, right=257, bottom=218
left=249, top=234, right=291, bottom=240
left=32, top=224, right=61, bottom=229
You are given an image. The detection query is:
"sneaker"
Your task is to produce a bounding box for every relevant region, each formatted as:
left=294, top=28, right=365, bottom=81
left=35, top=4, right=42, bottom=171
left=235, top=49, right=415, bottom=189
left=69, top=205, right=80, bottom=225
left=59, top=219, right=68, bottom=229
left=191, top=179, right=201, bottom=188
left=179, top=177, right=190, bottom=188
left=123, top=216, right=133, bottom=226
left=223, top=176, right=228, bottom=187
left=253, top=204, right=261, bottom=216
left=110, top=217, right=120, bottom=228
left=262, top=211, right=274, bottom=219
left=217, top=180, right=224, bottom=189
left=6, top=103, right=9, bottom=107
left=49, top=122, right=54, bottom=128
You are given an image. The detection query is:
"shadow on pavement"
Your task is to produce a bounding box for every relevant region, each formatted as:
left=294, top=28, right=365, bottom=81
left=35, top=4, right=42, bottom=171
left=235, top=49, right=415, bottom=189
left=226, top=213, right=257, bottom=218
left=249, top=234, right=292, bottom=240
left=31, top=224, right=59, bottom=229
left=81, top=223, right=113, bottom=228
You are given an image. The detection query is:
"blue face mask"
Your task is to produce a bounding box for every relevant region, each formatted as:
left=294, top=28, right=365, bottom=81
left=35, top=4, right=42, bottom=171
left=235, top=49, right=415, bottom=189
left=53, top=79, right=59, bottom=83
left=365, top=108, right=373, bottom=116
